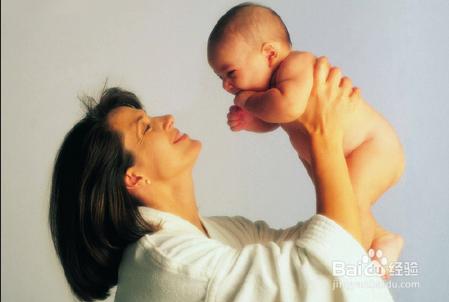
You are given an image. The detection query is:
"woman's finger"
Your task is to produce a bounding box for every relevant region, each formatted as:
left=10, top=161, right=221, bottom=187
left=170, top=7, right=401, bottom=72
left=314, top=56, right=330, bottom=86
left=327, top=67, right=342, bottom=89
left=350, top=87, right=361, bottom=98
left=340, top=77, right=352, bottom=96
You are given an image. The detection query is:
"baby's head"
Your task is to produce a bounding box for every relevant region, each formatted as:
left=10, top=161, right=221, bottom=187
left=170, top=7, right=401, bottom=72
left=208, top=2, right=292, bottom=95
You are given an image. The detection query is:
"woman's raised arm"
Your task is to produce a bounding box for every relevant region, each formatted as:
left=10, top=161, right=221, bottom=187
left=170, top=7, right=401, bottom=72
left=299, top=56, right=363, bottom=244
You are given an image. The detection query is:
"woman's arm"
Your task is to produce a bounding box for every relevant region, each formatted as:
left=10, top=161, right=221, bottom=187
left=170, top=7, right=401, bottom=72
left=310, top=131, right=362, bottom=244
left=299, top=57, right=363, bottom=244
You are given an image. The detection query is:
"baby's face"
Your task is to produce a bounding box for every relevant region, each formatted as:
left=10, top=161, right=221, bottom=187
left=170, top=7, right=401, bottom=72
left=208, top=36, right=273, bottom=95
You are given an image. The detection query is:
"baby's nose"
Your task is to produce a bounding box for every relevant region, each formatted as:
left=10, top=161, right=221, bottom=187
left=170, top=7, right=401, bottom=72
left=222, top=80, right=235, bottom=95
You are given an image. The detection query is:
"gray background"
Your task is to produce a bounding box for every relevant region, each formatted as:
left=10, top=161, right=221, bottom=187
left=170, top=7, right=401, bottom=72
left=2, top=0, right=448, bottom=301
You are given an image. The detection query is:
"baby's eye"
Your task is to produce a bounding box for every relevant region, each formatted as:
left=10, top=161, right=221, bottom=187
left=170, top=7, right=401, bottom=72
left=227, top=70, right=236, bottom=78
left=144, top=124, right=152, bottom=133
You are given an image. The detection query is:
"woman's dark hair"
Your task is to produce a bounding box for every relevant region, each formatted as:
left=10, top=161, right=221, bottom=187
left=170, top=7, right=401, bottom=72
left=49, top=87, right=161, bottom=301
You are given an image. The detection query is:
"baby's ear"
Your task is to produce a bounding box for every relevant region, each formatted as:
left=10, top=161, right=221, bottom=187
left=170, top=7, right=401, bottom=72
left=261, top=42, right=280, bottom=67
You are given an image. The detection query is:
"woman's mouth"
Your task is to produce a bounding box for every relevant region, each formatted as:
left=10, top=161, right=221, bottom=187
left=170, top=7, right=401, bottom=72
left=173, top=130, right=188, bottom=144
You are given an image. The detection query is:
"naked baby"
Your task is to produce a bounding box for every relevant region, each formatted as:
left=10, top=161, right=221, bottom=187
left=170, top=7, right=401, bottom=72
left=207, top=3, right=405, bottom=277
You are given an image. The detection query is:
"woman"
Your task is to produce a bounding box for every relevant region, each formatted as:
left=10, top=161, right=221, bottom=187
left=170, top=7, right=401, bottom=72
left=49, top=57, right=393, bottom=301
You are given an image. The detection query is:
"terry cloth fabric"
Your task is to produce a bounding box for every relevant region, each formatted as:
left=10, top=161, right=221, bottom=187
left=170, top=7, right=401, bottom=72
left=114, top=206, right=394, bottom=302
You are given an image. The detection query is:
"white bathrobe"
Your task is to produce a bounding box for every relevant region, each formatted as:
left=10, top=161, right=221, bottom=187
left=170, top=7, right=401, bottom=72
left=114, top=206, right=394, bottom=302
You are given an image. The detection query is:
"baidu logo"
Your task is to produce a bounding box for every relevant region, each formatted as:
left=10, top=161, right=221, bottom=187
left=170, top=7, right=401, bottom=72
left=332, top=248, right=419, bottom=278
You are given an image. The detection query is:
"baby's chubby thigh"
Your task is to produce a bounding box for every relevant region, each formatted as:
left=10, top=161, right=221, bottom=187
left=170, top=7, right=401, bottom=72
left=366, top=128, right=405, bottom=186
left=345, top=124, right=405, bottom=209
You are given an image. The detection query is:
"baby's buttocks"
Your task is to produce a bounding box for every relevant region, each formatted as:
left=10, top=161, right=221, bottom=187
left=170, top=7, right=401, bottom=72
left=283, top=127, right=370, bottom=166
left=281, top=99, right=381, bottom=165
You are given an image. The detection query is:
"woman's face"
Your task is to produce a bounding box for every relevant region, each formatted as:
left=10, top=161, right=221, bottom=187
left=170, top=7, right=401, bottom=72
left=108, top=106, right=201, bottom=182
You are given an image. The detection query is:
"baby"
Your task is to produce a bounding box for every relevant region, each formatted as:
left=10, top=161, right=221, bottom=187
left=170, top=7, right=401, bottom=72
left=207, top=3, right=405, bottom=276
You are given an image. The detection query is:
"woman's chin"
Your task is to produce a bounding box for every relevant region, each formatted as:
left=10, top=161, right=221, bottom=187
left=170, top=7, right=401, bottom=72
left=192, top=140, right=202, bottom=157
left=190, top=138, right=202, bottom=148
left=185, top=139, right=202, bottom=165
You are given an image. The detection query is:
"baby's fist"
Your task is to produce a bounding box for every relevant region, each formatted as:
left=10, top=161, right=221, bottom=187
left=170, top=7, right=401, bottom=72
left=227, top=105, right=280, bottom=133
left=227, top=105, right=253, bottom=132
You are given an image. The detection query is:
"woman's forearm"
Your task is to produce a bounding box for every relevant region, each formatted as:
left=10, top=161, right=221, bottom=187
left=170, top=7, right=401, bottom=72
left=310, top=132, right=363, bottom=244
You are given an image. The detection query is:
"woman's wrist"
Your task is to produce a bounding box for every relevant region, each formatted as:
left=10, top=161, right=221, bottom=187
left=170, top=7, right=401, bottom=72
left=309, top=130, right=343, bottom=153
left=309, top=131, right=363, bottom=244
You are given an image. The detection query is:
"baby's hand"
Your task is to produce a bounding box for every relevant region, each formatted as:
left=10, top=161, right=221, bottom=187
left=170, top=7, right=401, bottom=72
left=227, top=105, right=280, bottom=133
left=227, top=105, right=257, bottom=132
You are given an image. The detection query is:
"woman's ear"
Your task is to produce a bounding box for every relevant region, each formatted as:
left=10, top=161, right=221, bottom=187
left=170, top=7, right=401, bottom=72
left=124, top=169, right=143, bottom=191
left=124, top=169, right=154, bottom=206
left=261, top=42, right=280, bottom=67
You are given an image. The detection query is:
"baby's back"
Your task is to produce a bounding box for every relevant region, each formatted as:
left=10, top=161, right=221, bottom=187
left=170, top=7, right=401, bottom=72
left=279, top=52, right=400, bottom=165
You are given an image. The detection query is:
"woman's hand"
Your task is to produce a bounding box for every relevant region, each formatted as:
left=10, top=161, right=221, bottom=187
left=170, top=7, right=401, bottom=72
left=298, top=57, right=360, bottom=140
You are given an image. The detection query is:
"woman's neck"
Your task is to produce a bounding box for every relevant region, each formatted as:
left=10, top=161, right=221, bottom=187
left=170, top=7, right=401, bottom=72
left=145, top=172, right=208, bottom=237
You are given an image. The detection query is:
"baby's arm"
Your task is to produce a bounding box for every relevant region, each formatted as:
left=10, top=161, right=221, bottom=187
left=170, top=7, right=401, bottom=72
left=238, top=51, right=315, bottom=124
left=227, top=105, right=280, bottom=132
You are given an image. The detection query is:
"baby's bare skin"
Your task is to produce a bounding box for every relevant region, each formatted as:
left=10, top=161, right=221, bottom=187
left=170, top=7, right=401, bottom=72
left=226, top=51, right=404, bottom=206
left=208, top=6, right=405, bottom=278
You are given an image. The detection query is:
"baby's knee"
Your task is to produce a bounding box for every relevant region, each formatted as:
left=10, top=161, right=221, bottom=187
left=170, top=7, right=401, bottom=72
left=391, top=152, right=405, bottom=186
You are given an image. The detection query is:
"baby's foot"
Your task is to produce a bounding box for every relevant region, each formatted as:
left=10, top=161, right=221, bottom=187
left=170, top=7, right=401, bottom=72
left=369, top=232, right=404, bottom=280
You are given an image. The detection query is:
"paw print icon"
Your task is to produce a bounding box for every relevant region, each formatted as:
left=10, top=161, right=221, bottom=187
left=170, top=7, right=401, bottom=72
left=362, top=248, right=390, bottom=280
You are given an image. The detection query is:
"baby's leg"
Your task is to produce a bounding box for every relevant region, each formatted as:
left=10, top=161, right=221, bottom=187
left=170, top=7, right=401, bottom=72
left=346, top=134, right=404, bottom=273
left=347, top=134, right=404, bottom=211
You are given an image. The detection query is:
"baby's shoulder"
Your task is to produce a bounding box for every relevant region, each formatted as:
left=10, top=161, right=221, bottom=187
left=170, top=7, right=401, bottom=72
left=282, top=51, right=316, bottom=68
left=276, top=51, right=316, bottom=80
left=287, top=50, right=316, bottom=62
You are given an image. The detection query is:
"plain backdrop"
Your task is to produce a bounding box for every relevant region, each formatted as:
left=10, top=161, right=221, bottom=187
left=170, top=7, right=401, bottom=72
left=2, top=0, right=449, bottom=301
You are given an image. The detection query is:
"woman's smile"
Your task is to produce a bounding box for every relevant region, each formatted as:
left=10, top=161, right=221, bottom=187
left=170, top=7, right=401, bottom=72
left=173, top=130, right=188, bottom=144
left=174, top=131, right=188, bottom=144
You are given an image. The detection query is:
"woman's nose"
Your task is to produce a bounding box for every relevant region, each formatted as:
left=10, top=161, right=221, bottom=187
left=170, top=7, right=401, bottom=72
left=162, top=115, right=174, bottom=130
